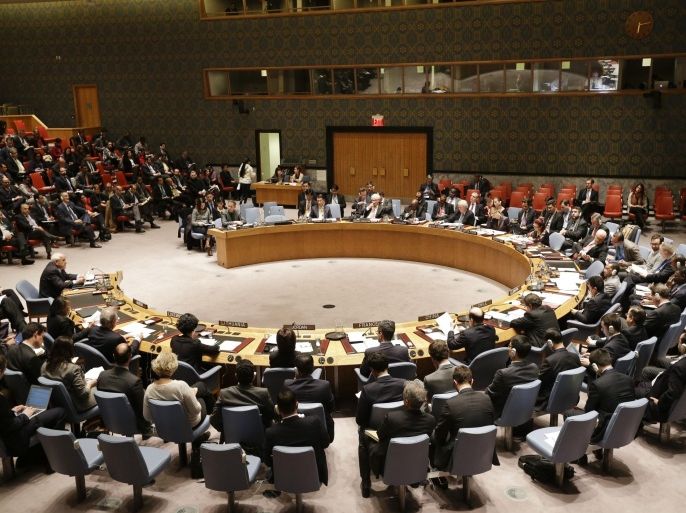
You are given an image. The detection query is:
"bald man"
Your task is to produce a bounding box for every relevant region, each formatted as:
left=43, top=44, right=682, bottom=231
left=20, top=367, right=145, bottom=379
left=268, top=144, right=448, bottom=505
left=447, top=307, right=497, bottom=363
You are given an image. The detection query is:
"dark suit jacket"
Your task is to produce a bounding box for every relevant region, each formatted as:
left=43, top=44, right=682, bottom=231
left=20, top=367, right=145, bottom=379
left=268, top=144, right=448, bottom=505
left=447, top=324, right=497, bottom=362
left=537, top=349, right=580, bottom=409
left=644, top=302, right=681, bottom=340
left=326, top=193, right=346, bottom=214
left=364, top=204, right=394, bottom=219
left=47, top=314, right=79, bottom=339
left=485, top=361, right=539, bottom=416
left=577, top=188, right=599, bottom=205
left=423, top=363, right=456, bottom=401
left=432, top=388, right=495, bottom=469
left=543, top=211, right=564, bottom=232
left=573, top=293, right=611, bottom=325
left=210, top=383, right=274, bottom=433
left=359, top=342, right=410, bottom=378
left=7, top=343, right=46, bottom=385
left=356, top=375, right=406, bottom=428
left=371, top=409, right=436, bottom=476
left=447, top=209, right=475, bottom=226
left=595, top=333, right=632, bottom=364
left=467, top=203, right=485, bottom=223
left=74, top=325, right=127, bottom=362
left=565, top=217, right=588, bottom=242
left=0, top=391, right=39, bottom=456
left=284, top=375, right=335, bottom=441
left=431, top=201, right=454, bottom=220
left=309, top=204, right=332, bottom=219
left=670, top=283, right=686, bottom=310
left=265, top=415, right=330, bottom=485
left=418, top=183, right=439, bottom=200
left=585, top=368, right=635, bottom=443
left=510, top=307, right=560, bottom=347
left=96, top=365, right=150, bottom=430
left=269, top=349, right=298, bottom=368
left=170, top=335, right=219, bottom=373
left=39, top=261, right=77, bottom=298
left=53, top=174, right=74, bottom=193
left=54, top=201, right=88, bottom=235
left=646, top=357, right=686, bottom=422
left=622, top=325, right=648, bottom=351
left=514, top=208, right=535, bottom=233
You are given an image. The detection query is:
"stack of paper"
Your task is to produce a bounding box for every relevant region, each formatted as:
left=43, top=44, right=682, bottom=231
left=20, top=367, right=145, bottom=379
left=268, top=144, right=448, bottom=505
left=85, top=366, right=104, bottom=380
left=120, top=322, right=155, bottom=339
left=219, top=340, right=242, bottom=352
left=264, top=334, right=278, bottom=345
left=199, top=338, right=217, bottom=347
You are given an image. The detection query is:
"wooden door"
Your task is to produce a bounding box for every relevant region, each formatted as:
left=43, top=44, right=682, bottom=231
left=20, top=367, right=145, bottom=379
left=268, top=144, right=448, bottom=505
left=73, top=85, right=101, bottom=127
left=331, top=130, right=429, bottom=200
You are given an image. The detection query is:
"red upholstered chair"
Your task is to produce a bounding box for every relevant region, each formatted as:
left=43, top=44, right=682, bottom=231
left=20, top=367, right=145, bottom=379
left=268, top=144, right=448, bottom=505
left=438, top=179, right=452, bottom=193
left=30, top=172, right=56, bottom=195
left=532, top=192, right=547, bottom=214
left=100, top=173, right=113, bottom=187
left=5, top=127, right=15, bottom=135
left=451, top=183, right=465, bottom=198
left=603, top=194, right=623, bottom=220
left=37, top=125, right=57, bottom=144
left=466, top=189, right=479, bottom=201
left=508, top=190, right=527, bottom=209
left=115, top=171, right=131, bottom=190
left=0, top=243, right=17, bottom=265
left=13, top=119, right=30, bottom=136
left=556, top=193, right=572, bottom=209
left=654, top=195, right=676, bottom=231
left=218, top=174, right=235, bottom=200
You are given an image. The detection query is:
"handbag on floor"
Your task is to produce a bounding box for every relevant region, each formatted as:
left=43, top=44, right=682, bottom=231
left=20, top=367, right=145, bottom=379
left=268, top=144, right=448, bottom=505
left=518, top=454, right=574, bottom=484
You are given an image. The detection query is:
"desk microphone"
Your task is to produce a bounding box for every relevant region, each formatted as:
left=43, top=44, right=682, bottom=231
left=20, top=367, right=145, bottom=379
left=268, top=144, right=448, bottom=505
left=362, top=325, right=375, bottom=338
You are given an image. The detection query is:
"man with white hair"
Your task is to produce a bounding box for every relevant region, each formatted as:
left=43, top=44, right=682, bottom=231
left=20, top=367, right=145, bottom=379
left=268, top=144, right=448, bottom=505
left=447, top=199, right=475, bottom=225
left=38, top=253, right=84, bottom=298
left=572, top=228, right=608, bottom=269
left=363, top=193, right=394, bottom=220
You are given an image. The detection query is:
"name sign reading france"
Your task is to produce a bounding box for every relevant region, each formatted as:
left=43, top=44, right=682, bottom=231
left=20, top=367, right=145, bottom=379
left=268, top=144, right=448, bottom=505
left=472, top=299, right=492, bottom=309
left=418, top=312, right=445, bottom=321
left=167, top=311, right=182, bottom=318
left=352, top=321, right=381, bottom=329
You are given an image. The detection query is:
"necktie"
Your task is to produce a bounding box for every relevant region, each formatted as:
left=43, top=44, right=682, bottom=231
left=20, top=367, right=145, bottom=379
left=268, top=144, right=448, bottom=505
left=615, top=244, right=625, bottom=261
left=66, top=204, right=77, bottom=221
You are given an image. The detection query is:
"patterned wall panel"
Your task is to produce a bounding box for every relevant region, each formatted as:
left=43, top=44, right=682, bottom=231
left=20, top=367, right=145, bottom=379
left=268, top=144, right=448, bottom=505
left=0, top=0, right=685, bottom=176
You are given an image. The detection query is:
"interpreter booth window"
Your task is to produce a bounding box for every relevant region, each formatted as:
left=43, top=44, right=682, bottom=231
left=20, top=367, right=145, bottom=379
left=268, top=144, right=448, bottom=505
left=244, top=0, right=266, bottom=14
left=267, top=69, right=312, bottom=94
left=229, top=70, right=268, bottom=95
left=332, top=0, right=353, bottom=10
left=204, top=0, right=240, bottom=15
left=207, top=71, right=230, bottom=97
left=560, top=61, right=589, bottom=91
left=505, top=63, right=533, bottom=93
left=621, top=59, right=651, bottom=90
left=454, top=64, right=479, bottom=92
left=313, top=69, right=333, bottom=94
left=356, top=68, right=379, bottom=94
left=651, top=57, right=681, bottom=89
left=333, top=69, right=356, bottom=94
left=533, top=62, right=561, bottom=92
left=379, top=67, right=404, bottom=94
left=479, top=64, right=505, bottom=93
left=404, top=65, right=452, bottom=94
left=673, top=57, right=686, bottom=88
left=589, top=59, right=619, bottom=91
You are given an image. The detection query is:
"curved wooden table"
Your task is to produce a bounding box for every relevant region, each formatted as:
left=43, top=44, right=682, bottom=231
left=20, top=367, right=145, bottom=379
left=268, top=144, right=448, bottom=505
left=69, top=223, right=585, bottom=397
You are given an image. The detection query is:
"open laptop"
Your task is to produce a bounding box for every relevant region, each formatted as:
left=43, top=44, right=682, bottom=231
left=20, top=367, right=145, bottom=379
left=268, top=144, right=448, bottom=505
left=22, top=385, right=52, bottom=419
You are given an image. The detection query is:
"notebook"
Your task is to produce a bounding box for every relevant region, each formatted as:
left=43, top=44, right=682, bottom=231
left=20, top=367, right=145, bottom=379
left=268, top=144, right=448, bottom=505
left=23, top=385, right=52, bottom=419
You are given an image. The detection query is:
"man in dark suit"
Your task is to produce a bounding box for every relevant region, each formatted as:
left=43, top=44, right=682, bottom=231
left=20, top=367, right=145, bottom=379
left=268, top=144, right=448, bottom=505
left=576, top=178, right=599, bottom=221
left=536, top=329, right=580, bottom=410
left=73, top=307, right=137, bottom=361
left=587, top=314, right=632, bottom=364
left=368, top=381, right=435, bottom=479
left=210, top=359, right=274, bottom=442
left=265, top=388, right=330, bottom=486
left=418, top=174, right=439, bottom=201
left=0, top=290, right=27, bottom=334
left=642, top=284, right=682, bottom=341
left=584, top=348, right=635, bottom=443
left=541, top=199, right=563, bottom=244
left=560, top=206, right=588, bottom=247
left=638, top=335, right=686, bottom=423
left=447, top=307, right=497, bottom=362
left=467, top=191, right=485, bottom=224
left=470, top=174, right=491, bottom=196
left=356, top=352, right=406, bottom=497
left=485, top=335, right=539, bottom=416
left=402, top=199, right=428, bottom=221
left=447, top=199, right=475, bottom=225
left=669, top=270, right=686, bottom=310
left=14, top=203, right=57, bottom=259
left=431, top=193, right=454, bottom=221
left=570, top=275, right=611, bottom=325
left=7, top=323, right=47, bottom=384
left=326, top=184, right=346, bottom=217
left=510, top=294, right=560, bottom=347
left=52, top=167, right=75, bottom=196
left=310, top=194, right=332, bottom=220
left=285, top=354, right=335, bottom=442
left=54, top=192, right=100, bottom=247
left=39, top=253, right=84, bottom=299
left=363, top=193, right=394, bottom=219
left=359, top=320, right=410, bottom=378
left=432, top=366, right=496, bottom=469
left=96, top=343, right=152, bottom=436
left=423, top=340, right=455, bottom=401
left=512, top=199, right=535, bottom=234
left=572, top=227, right=609, bottom=268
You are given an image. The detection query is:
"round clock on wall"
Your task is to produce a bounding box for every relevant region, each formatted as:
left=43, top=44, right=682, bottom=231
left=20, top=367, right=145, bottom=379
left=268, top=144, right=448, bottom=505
left=626, top=11, right=653, bottom=40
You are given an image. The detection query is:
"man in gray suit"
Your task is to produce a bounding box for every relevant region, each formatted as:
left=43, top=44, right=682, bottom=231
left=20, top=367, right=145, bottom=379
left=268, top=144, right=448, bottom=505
left=96, top=343, right=152, bottom=437
left=210, top=359, right=274, bottom=440
left=423, top=340, right=455, bottom=401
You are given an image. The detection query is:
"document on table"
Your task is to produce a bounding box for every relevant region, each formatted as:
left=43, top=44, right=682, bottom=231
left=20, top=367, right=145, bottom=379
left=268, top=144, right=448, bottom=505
left=120, top=322, right=155, bottom=339
left=630, top=264, right=648, bottom=277
left=540, top=293, right=575, bottom=307
left=199, top=338, right=217, bottom=347
left=265, top=334, right=278, bottom=345
left=435, top=312, right=454, bottom=337
left=296, top=342, right=313, bottom=353
left=219, top=340, right=242, bottom=352
left=488, top=309, right=526, bottom=322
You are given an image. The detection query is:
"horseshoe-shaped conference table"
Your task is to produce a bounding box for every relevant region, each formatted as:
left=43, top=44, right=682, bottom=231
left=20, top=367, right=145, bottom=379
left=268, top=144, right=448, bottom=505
left=67, top=222, right=586, bottom=397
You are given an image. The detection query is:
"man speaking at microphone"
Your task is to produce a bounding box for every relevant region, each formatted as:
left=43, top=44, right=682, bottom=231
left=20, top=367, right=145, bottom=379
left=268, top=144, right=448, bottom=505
left=364, top=193, right=394, bottom=220
left=39, top=253, right=86, bottom=299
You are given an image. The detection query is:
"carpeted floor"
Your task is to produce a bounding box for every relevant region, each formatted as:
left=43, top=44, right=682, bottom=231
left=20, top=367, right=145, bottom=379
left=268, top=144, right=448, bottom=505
left=1, top=211, right=685, bottom=512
